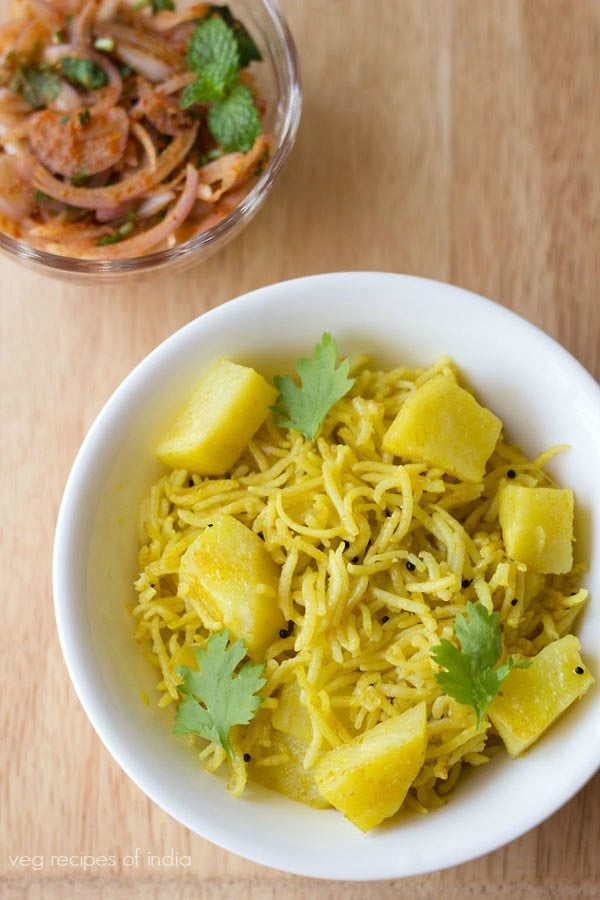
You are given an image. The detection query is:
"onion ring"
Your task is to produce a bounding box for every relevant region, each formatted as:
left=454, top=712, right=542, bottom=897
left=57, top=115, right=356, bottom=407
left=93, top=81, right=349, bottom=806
left=76, top=163, right=198, bottom=258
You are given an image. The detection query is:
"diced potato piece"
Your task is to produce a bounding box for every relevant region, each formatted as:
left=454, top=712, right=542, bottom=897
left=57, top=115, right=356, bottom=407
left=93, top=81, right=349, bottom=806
left=313, top=702, right=427, bottom=831
left=272, top=680, right=313, bottom=745
left=489, top=635, right=593, bottom=756
left=157, top=359, right=277, bottom=475
left=251, top=734, right=330, bottom=809
left=498, top=484, right=574, bottom=574
left=382, top=374, right=502, bottom=482
left=178, top=515, right=284, bottom=657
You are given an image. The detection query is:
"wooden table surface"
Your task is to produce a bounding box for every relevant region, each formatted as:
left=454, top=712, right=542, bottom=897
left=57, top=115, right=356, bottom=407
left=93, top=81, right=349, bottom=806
left=2, top=1, right=600, bottom=897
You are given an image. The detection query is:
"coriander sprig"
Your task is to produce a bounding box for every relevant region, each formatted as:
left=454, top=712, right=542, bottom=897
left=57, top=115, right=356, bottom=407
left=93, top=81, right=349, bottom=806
left=174, top=629, right=265, bottom=757
left=271, top=334, right=355, bottom=441
left=431, top=601, right=531, bottom=728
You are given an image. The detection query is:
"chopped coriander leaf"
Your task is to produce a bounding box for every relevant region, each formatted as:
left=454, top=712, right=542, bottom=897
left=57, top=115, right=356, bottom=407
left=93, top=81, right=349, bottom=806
left=431, top=601, right=531, bottom=728
left=210, top=4, right=262, bottom=67
left=59, top=57, right=108, bottom=90
left=60, top=114, right=70, bottom=125
left=271, top=334, right=355, bottom=441
left=97, top=220, right=134, bottom=246
left=119, top=64, right=133, bottom=78
left=174, top=629, right=265, bottom=757
left=52, top=29, right=67, bottom=44
left=134, top=0, right=175, bottom=10
left=185, top=16, right=239, bottom=103
left=78, top=108, right=91, bottom=126
left=34, top=190, right=50, bottom=203
left=97, top=233, right=121, bottom=246
left=207, top=83, right=261, bottom=152
left=253, top=148, right=269, bottom=176
left=10, top=65, right=61, bottom=109
left=71, top=170, right=88, bottom=185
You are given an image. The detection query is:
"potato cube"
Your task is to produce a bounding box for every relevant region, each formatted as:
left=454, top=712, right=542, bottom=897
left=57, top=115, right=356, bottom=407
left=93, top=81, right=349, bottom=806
left=157, top=359, right=277, bottom=475
left=489, top=635, right=593, bottom=756
left=254, top=680, right=329, bottom=809
left=313, top=702, right=427, bottom=831
left=178, top=515, right=284, bottom=657
left=251, top=734, right=330, bottom=809
left=382, top=375, right=501, bottom=482
left=272, top=680, right=313, bottom=745
left=498, top=484, right=574, bottom=574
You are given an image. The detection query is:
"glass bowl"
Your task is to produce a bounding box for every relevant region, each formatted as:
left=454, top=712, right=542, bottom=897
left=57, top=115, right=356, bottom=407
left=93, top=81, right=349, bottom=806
left=0, top=0, right=301, bottom=282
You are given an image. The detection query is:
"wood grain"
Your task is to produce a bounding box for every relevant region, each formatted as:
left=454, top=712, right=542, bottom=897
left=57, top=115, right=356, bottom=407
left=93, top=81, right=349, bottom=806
left=2, top=1, right=600, bottom=897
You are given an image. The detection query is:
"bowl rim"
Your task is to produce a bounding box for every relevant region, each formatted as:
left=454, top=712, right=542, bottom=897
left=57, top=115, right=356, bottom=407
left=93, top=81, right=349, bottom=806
left=53, top=272, right=600, bottom=880
left=0, top=0, right=302, bottom=277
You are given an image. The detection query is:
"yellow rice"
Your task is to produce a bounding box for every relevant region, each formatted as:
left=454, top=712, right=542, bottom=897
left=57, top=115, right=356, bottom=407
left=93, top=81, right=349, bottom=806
left=131, top=355, right=587, bottom=812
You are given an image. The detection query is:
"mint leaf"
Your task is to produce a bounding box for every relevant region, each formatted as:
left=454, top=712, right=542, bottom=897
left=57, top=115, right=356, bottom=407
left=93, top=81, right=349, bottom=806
left=431, top=601, right=531, bottom=728
left=210, top=4, right=262, bottom=67
left=59, top=58, right=108, bottom=90
left=186, top=16, right=239, bottom=101
left=207, top=83, right=261, bottom=152
left=174, top=629, right=265, bottom=757
left=180, top=80, right=209, bottom=109
left=271, top=334, right=355, bottom=441
left=152, top=0, right=175, bottom=11
left=11, top=65, right=61, bottom=108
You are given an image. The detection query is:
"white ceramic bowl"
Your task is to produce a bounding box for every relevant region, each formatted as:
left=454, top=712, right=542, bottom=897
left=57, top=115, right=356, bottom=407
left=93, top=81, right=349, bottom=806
left=53, top=272, right=600, bottom=880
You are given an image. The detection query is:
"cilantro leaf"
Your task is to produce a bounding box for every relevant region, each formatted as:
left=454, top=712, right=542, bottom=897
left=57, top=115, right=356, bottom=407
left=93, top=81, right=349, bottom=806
left=431, top=601, right=531, bottom=729
left=186, top=16, right=239, bottom=102
left=132, top=0, right=174, bottom=12
left=59, top=58, right=108, bottom=90
left=210, top=4, right=262, bottom=67
left=174, top=629, right=265, bottom=757
left=11, top=65, right=61, bottom=108
left=271, top=334, right=355, bottom=441
left=207, top=83, right=262, bottom=152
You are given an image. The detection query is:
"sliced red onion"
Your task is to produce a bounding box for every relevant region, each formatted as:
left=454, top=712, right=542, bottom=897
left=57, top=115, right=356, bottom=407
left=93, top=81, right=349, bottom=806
left=114, top=44, right=173, bottom=83
left=96, top=0, right=120, bottom=22
left=71, top=0, right=98, bottom=49
left=87, top=49, right=122, bottom=114
left=144, top=7, right=209, bottom=32
left=80, top=163, right=198, bottom=258
left=131, top=121, right=157, bottom=170
left=0, top=155, right=34, bottom=221
left=94, top=21, right=183, bottom=66
left=31, top=124, right=198, bottom=209
left=43, top=43, right=74, bottom=65
left=51, top=80, right=82, bottom=112
left=95, top=201, right=135, bottom=223
left=136, top=189, right=175, bottom=219
left=157, top=72, right=196, bottom=96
